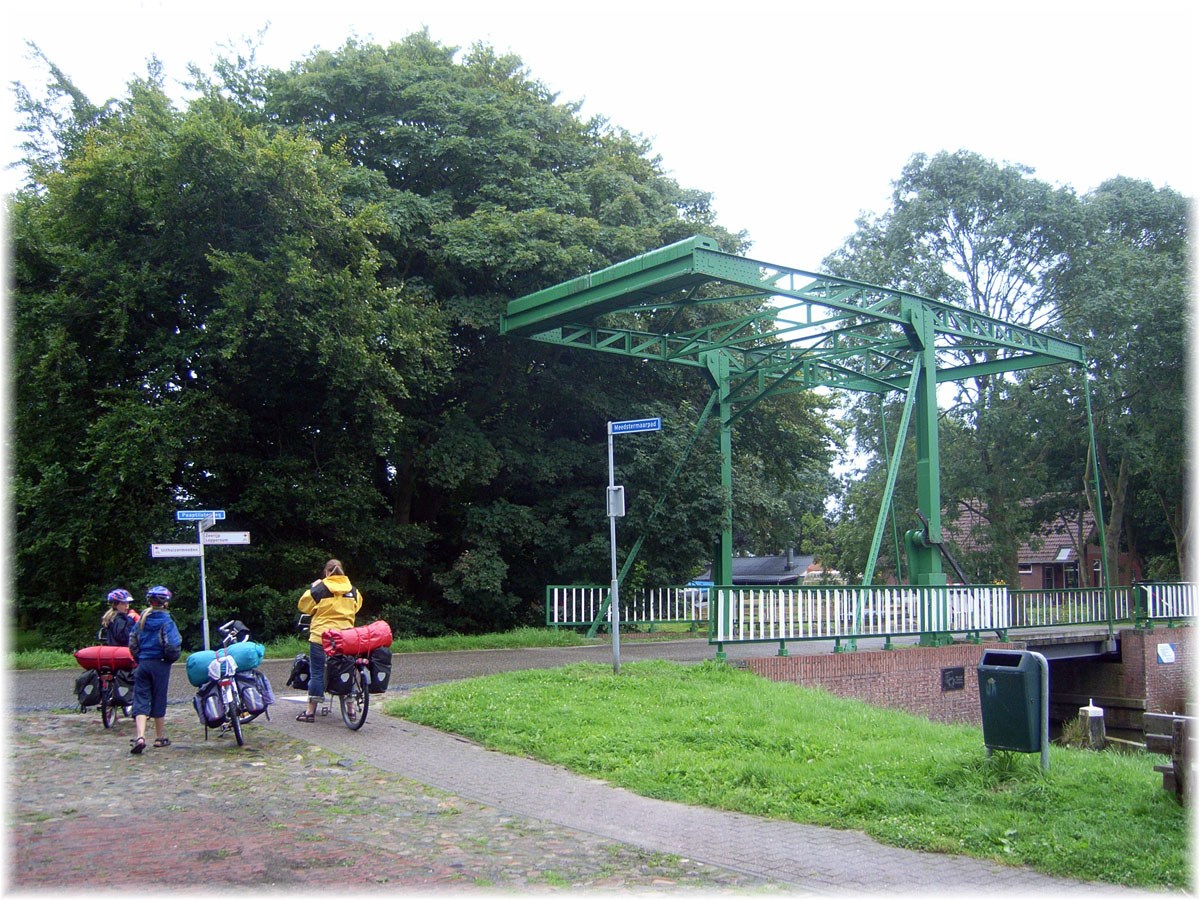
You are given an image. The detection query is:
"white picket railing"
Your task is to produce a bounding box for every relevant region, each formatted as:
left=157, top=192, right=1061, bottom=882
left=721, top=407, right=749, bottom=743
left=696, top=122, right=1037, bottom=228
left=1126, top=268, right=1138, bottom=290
left=1009, top=587, right=1131, bottom=628
left=546, top=585, right=707, bottom=628
left=713, top=585, right=1010, bottom=643
left=547, top=582, right=1194, bottom=646
left=1139, top=582, right=1195, bottom=621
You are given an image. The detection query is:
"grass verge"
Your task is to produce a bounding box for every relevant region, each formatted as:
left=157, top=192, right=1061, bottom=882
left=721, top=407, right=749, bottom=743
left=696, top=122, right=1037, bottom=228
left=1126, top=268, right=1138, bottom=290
left=383, top=659, right=1189, bottom=889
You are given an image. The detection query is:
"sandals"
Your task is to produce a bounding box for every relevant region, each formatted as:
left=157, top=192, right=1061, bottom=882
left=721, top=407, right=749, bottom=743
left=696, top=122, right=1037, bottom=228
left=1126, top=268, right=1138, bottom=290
left=130, top=737, right=146, bottom=755
left=296, top=711, right=315, bottom=723
left=153, top=737, right=171, bottom=748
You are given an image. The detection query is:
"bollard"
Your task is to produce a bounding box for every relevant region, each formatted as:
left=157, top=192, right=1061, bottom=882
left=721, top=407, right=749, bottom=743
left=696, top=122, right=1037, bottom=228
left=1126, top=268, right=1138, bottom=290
left=1080, top=698, right=1106, bottom=750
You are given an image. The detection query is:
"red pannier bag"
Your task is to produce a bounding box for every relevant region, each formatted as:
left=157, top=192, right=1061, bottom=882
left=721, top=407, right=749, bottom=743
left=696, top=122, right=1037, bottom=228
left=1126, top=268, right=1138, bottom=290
left=74, top=645, right=136, bottom=671
left=322, top=620, right=392, bottom=657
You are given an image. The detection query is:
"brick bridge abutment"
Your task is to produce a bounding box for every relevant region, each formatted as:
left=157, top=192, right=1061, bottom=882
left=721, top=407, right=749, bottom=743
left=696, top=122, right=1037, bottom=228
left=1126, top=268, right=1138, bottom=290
left=741, top=626, right=1193, bottom=732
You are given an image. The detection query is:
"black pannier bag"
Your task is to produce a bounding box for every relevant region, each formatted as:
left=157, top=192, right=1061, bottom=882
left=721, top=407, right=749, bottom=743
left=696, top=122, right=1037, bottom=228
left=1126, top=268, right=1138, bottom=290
left=368, top=646, right=392, bottom=694
left=114, top=669, right=134, bottom=707
left=74, top=670, right=100, bottom=708
left=286, top=653, right=310, bottom=690
left=324, top=653, right=356, bottom=695
left=193, top=680, right=226, bottom=727
left=235, top=670, right=267, bottom=714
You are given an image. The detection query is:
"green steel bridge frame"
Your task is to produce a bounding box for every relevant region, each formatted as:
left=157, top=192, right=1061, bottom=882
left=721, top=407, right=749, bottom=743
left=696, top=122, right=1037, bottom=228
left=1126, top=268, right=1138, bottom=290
left=501, top=236, right=1108, bottom=645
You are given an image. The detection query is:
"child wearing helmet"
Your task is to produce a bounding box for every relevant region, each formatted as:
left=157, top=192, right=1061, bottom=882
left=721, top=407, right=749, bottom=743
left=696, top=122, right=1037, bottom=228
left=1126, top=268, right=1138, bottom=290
left=99, top=589, right=139, bottom=647
left=129, top=586, right=183, bottom=754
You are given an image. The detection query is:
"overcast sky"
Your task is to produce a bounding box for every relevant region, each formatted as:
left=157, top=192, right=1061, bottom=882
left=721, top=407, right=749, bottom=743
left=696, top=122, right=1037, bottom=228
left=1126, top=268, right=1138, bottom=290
left=3, top=0, right=1196, bottom=269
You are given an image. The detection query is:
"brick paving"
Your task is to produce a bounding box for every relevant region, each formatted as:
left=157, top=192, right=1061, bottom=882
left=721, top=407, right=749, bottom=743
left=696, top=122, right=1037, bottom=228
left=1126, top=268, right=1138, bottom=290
left=8, top=673, right=1156, bottom=895
left=7, top=711, right=779, bottom=891
left=266, top=695, right=1142, bottom=896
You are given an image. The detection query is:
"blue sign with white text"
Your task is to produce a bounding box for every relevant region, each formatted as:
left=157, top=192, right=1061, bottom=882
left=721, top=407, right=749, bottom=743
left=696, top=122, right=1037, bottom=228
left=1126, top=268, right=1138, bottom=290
left=609, top=417, right=662, bottom=435
left=176, top=510, right=226, bottom=521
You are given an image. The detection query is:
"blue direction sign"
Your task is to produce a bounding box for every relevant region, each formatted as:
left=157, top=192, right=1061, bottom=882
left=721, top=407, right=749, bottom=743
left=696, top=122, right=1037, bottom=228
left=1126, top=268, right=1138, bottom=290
left=176, top=510, right=226, bottom=521
left=609, top=417, right=662, bottom=435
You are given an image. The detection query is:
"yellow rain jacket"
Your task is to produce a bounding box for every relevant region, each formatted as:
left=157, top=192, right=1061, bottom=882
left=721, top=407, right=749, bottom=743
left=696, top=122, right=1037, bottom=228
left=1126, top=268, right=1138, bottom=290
left=297, top=574, right=363, bottom=644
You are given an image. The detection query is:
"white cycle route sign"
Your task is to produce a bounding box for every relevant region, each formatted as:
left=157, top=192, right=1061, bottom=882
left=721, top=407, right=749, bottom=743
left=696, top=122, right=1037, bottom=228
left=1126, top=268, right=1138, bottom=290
left=150, top=510, right=250, bottom=649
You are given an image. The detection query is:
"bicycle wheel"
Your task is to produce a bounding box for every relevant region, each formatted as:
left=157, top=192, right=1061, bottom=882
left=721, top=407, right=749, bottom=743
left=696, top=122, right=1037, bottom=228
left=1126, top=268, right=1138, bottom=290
left=228, top=694, right=245, bottom=746
left=99, top=679, right=115, bottom=729
left=339, top=666, right=369, bottom=730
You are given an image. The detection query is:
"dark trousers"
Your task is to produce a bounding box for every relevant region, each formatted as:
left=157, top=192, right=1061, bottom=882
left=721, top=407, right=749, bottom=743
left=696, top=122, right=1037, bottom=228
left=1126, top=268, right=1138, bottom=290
left=132, top=658, right=172, bottom=718
left=308, top=642, right=326, bottom=699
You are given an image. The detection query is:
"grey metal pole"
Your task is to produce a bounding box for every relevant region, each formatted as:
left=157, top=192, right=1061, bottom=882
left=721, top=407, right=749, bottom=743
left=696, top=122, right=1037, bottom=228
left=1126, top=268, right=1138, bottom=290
left=198, top=515, right=214, bottom=650
left=1032, top=650, right=1049, bottom=772
left=608, top=426, right=621, bottom=674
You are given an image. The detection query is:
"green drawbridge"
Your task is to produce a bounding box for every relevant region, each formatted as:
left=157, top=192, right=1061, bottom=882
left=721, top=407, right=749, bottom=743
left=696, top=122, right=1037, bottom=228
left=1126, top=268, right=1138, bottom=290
left=501, top=236, right=1103, bottom=645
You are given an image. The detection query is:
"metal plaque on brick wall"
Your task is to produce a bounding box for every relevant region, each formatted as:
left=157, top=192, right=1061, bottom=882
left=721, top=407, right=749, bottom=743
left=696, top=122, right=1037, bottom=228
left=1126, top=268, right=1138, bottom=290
left=941, top=666, right=965, bottom=692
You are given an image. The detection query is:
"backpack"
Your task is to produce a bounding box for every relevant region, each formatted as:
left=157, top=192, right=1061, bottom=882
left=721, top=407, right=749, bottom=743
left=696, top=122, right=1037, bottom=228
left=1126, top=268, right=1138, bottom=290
left=130, top=616, right=182, bottom=663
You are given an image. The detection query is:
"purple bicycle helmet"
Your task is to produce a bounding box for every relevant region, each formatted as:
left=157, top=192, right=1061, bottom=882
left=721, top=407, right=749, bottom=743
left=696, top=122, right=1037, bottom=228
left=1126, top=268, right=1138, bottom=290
left=107, top=589, right=132, bottom=605
left=146, top=585, right=172, bottom=605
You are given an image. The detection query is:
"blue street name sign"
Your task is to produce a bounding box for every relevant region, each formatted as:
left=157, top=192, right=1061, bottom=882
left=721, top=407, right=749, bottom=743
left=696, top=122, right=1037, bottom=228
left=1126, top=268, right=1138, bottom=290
left=176, top=510, right=226, bottom=521
left=609, top=417, right=662, bottom=435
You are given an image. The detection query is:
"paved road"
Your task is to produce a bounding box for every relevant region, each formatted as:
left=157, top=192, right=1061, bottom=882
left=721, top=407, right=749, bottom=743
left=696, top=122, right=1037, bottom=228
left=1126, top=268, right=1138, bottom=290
left=15, top=637, right=1147, bottom=893
left=22, top=636, right=908, bottom=711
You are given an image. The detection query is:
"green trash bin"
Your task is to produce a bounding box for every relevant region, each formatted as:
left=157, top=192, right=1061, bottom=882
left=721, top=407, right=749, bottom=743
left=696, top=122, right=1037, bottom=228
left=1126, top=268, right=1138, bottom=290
left=977, top=649, right=1043, bottom=753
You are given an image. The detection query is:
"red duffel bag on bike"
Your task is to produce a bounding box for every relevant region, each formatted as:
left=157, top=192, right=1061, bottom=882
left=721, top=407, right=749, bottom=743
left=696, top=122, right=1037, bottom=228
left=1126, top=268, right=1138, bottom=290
left=74, top=645, right=136, bottom=671
left=322, top=620, right=392, bottom=657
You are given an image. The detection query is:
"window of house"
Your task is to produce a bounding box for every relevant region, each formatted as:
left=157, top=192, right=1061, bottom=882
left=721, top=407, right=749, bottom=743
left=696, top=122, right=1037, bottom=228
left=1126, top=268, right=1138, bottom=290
left=1018, top=563, right=1033, bottom=574
left=1066, top=563, right=1079, bottom=589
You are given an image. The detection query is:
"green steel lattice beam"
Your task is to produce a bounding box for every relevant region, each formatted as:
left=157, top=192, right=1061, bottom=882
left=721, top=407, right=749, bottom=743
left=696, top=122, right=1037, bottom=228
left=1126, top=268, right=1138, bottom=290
left=501, top=236, right=1084, bottom=412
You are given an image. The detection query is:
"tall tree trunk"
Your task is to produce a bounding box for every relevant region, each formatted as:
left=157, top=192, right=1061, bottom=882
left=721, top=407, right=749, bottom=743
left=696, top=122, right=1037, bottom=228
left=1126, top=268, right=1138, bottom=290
left=1155, top=485, right=1189, bottom=580
left=1084, top=444, right=1129, bottom=587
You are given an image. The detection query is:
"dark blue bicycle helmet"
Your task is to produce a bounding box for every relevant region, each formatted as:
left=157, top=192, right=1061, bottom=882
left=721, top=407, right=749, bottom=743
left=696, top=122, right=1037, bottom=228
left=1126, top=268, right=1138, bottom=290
left=146, top=585, right=172, bottom=605
left=107, top=588, right=132, bottom=605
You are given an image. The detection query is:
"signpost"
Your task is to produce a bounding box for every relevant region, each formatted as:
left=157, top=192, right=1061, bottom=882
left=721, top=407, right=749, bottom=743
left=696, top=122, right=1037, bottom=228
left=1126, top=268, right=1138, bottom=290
left=606, top=417, right=662, bottom=674
left=201, top=531, right=251, bottom=545
left=151, top=510, right=249, bottom=650
left=150, top=544, right=203, bottom=558
left=175, top=510, right=226, bottom=522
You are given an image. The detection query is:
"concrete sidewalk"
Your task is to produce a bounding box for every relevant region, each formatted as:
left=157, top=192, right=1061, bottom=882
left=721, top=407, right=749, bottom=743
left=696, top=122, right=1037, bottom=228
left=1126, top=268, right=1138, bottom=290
left=265, top=695, right=1141, bottom=895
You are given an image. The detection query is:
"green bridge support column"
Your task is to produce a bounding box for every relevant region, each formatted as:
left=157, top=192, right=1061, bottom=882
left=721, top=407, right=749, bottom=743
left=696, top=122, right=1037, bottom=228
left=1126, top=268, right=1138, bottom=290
left=706, top=352, right=734, bottom=656
left=904, top=304, right=950, bottom=646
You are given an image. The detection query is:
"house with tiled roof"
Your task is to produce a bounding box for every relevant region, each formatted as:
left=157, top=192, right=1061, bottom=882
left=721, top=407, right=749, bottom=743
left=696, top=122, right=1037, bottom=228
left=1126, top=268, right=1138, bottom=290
left=943, top=502, right=1140, bottom=588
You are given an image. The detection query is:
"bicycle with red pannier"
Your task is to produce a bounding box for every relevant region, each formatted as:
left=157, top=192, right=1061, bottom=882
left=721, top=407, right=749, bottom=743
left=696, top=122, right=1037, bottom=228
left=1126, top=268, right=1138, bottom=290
left=291, top=618, right=392, bottom=730
left=73, top=645, right=136, bottom=729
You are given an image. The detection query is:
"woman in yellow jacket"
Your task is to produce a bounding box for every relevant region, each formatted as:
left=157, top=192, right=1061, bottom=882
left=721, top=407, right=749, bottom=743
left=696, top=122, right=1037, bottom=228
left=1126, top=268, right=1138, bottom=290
left=296, top=559, right=363, bottom=722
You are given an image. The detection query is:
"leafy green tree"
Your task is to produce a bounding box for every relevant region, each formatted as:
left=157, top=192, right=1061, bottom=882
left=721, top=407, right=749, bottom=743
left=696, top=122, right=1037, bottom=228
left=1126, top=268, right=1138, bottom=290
left=12, top=65, right=448, bottom=645
left=253, top=34, right=833, bottom=626
left=1049, top=177, right=1191, bottom=581
left=824, top=151, right=1084, bottom=584
left=12, top=33, right=839, bottom=647
left=825, top=155, right=1189, bottom=588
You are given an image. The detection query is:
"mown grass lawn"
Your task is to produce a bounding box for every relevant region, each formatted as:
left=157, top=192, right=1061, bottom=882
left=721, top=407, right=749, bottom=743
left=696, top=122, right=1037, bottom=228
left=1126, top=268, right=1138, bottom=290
left=384, top=660, right=1189, bottom=889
